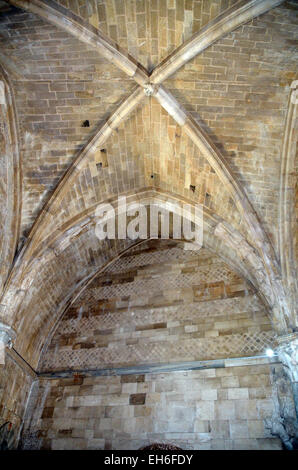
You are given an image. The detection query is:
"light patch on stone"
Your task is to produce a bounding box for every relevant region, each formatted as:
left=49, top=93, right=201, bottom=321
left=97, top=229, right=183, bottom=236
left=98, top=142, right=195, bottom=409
left=0, top=81, right=5, bottom=105
left=0, top=342, right=5, bottom=365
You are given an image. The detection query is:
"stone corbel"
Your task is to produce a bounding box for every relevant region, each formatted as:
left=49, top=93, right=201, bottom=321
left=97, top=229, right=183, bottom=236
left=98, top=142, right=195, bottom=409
left=277, top=333, right=298, bottom=383
left=0, top=321, right=16, bottom=365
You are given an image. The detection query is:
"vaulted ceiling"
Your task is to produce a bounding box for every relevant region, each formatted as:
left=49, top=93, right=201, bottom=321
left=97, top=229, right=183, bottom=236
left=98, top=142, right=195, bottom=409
left=0, top=0, right=297, bottom=369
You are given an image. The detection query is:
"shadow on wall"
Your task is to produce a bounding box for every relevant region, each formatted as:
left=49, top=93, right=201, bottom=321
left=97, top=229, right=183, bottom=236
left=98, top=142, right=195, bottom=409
left=139, top=443, right=183, bottom=450
left=0, top=422, right=15, bottom=450
left=139, top=442, right=183, bottom=450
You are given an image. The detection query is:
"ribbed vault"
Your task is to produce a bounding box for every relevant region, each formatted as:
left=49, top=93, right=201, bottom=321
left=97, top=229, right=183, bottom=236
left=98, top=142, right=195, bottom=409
left=0, top=0, right=296, bottom=374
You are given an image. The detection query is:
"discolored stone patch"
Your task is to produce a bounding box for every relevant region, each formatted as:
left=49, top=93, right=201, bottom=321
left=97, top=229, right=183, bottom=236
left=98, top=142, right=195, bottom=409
left=129, top=393, right=146, bottom=405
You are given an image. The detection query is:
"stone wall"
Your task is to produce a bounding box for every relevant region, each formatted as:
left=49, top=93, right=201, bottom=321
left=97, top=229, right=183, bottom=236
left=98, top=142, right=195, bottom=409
left=21, top=359, right=285, bottom=450
left=16, top=240, right=287, bottom=451
left=40, top=242, right=275, bottom=372
left=0, top=353, right=35, bottom=448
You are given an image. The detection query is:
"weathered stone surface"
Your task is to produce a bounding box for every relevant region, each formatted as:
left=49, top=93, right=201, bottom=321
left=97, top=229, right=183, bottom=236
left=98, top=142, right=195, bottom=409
left=0, top=0, right=297, bottom=452
left=129, top=393, right=146, bottom=405
left=40, top=242, right=276, bottom=372
left=20, top=363, right=285, bottom=450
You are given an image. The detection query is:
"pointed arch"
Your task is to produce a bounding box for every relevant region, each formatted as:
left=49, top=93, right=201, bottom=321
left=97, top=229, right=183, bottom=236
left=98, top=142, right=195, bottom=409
left=0, top=66, right=22, bottom=293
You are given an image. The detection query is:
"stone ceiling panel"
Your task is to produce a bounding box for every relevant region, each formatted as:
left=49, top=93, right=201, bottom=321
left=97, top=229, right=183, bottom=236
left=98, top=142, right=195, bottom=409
left=55, top=0, right=239, bottom=70
left=37, top=100, right=246, bottom=249
left=164, top=3, right=298, bottom=251
left=0, top=6, right=135, bottom=239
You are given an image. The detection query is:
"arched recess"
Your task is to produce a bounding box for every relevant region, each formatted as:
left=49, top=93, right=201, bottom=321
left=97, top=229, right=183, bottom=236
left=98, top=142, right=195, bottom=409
left=39, top=238, right=276, bottom=373
left=2, top=188, right=279, bottom=370
left=0, top=66, right=22, bottom=295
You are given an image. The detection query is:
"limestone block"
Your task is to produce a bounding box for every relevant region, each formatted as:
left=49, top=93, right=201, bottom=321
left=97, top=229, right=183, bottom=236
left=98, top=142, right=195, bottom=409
left=230, top=420, right=249, bottom=439
left=221, top=376, right=240, bottom=388
left=194, top=419, right=210, bottom=433
left=210, top=420, right=230, bottom=438
left=215, top=400, right=236, bottom=420
left=247, top=420, right=266, bottom=438
left=234, top=399, right=258, bottom=420
left=232, top=438, right=258, bottom=450
left=134, top=406, right=152, bottom=417
left=129, top=393, right=146, bottom=405
left=227, top=388, right=249, bottom=400
left=196, top=401, right=215, bottom=420
left=101, top=394, right=130, bottom=406
left=105, top=405, right=134, bottom=419
left=87, top=438, right=105, bottom=450
left=122, top=382, right=138, bottom=394
left=201, top=389, right=217, bottom=401
left=98, top=418, right=112, bottom=431
left=51, top=438, right=87, bottom=450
